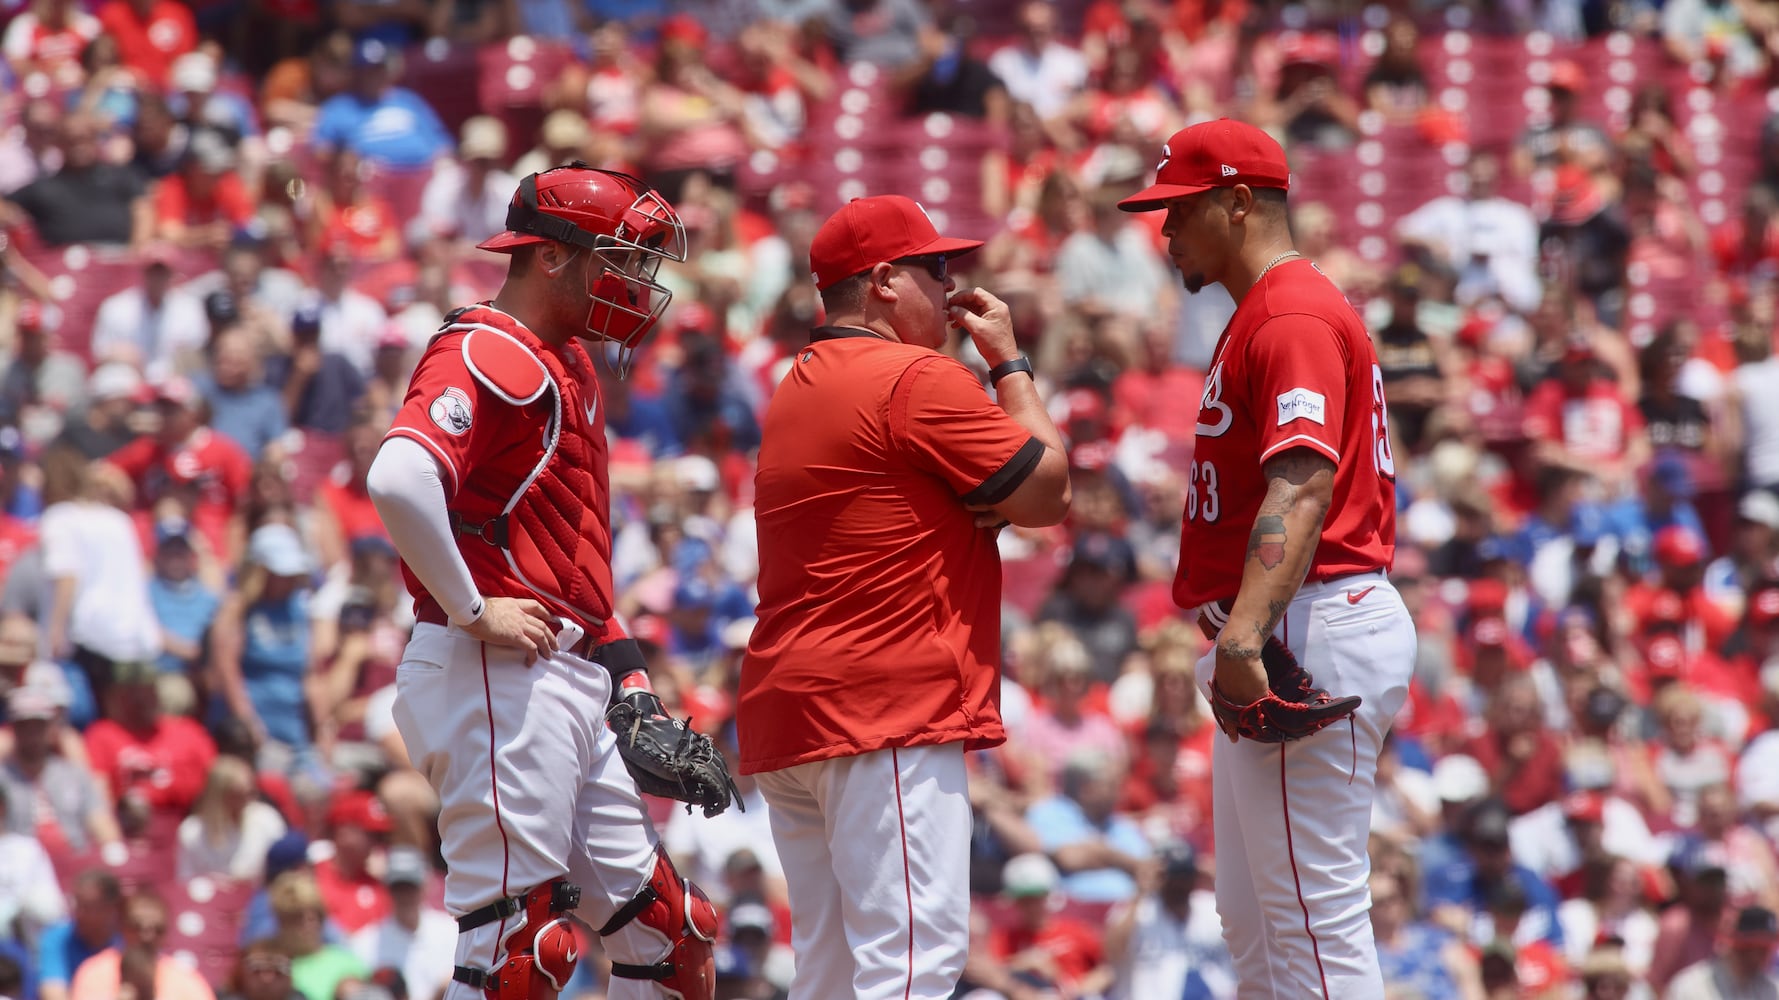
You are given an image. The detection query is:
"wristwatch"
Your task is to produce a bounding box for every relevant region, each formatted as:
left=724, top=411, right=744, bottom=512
left=989, top=355, right=1034, bottom=386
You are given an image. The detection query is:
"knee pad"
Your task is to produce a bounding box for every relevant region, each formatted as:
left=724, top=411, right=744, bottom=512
left=453, top=879, right=584, bottom=1000
left=598, top=847, right=717, bottom=1000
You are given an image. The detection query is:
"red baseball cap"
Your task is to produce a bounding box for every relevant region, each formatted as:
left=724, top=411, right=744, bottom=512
left=808, top=196, right=982, bottom=291
left=327, top=789, right=393, bottom=834
left=1119, top=118, right=1291, bottom=213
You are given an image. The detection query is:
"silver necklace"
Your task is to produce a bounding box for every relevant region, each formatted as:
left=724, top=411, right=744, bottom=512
left=1255, top=250, right=1302, bottom=283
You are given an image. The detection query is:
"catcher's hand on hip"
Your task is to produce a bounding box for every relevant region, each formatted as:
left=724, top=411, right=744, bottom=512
left=606, top=688, right=743, bottom=818
left=1209, top=637, right=1361, bottom=744
left=460, top=597, right=560, bottom=665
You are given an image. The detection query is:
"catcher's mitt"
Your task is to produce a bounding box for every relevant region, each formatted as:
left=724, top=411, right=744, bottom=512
left=607, top=690, right=742, bottom=817
left=1208, top=637, right=1361, bottom=743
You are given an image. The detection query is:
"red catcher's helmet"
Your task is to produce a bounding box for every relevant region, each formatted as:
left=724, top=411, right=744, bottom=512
left=477, top=163, right=687, bottom=359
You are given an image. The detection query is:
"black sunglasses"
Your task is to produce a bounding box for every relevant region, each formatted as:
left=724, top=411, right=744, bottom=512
left=894, top=254, right=948, bottom=283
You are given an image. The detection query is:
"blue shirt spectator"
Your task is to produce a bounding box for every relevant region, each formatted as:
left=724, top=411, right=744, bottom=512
left=313, top=41, right=452, bottom=170
left=193, top=353, right=289, bottom=461
left=149, top=526, right=220, bottom=676
left=0, top=938, right=36, bottom=1000
left=1027, top=756, right=1152, bottom=904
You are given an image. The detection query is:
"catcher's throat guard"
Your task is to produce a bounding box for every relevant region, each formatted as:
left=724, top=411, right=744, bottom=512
left=598, top=847, right=718, bottom=1000
left=453, top=879, right=583, bottom=1000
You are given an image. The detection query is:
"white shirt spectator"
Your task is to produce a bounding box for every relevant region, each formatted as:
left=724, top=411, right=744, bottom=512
left=175, top=800, right=288, bottom=882
left=349, top=906, right=457, bottom=1000
left=1508, top=796, right=1666, bottom=883
left=1664, top=957, right=1779, bottom=1000
left=413, top=160, right=516, bottom=246
left=1396, top=192, right=1542, bottom=313
left=0, top=825, right=66, bottom=939
left=39, top=499, right=161, bottom=663
left=1738, top=729, right=1779, bottom=840
left=1107, top=890, right=1232, bottom=1000
left=304, top=290, right=387, bottom=374
left=1556, top=896, right=1658, bottom=977
left=1737, top=356, right=1779, bottom=490
left=90, top=286, right=208, bottom=373
left=1055, top=221, right=1170, bottom=320
left=660, top=782, right=782, bottom=907
left=987, top=41, right=1087, bottom=122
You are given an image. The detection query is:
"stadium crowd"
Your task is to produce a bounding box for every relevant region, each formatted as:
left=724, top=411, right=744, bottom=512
left=2, top=0, right=1779, bottom=997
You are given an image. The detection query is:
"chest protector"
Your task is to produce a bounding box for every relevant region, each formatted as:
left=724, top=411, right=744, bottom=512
left=445, top=305, right=616, bottom=634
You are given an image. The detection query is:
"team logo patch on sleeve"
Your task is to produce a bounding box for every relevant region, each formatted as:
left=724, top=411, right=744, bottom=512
left=1276, top=388, right=1326, bottom=426
left=429, top=387, right=474, bottom=436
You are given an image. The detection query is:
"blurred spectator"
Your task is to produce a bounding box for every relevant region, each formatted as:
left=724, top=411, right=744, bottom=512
left=90, top=252, right=207, bottom=370
left=95, top=0, right=197, bottom=89
left=413, top=116, right=514, bottom=251
left=1515, top=60, right=1610, bottom=175
left=1424, top=797, right=1564, bottom=948
left=1733, top=307, right=1779, bottom=495
left=636, top=17, right=752, bottom=200
left=0, top=784, right=66, bottom=941
left=1104, top=842, right=1231, bottom=1000
left=149, top=517, right=220, bottom=675
left=263, top=304, right=367, bottom=436
left=84, top=658, right=216, bottom=825
left=1036, top=531, right=1139, bottom=682
left=988, top=1, right=1088, bottom=127
left=197, top=327, right=290, bottom=460
left=1523, top=332, right=1651, bottom=499
left=1463, top=676, right=1566, bottom=816
left=1693, top=782, right=1779, bottom=913
left=314, top=152, right=401, bottom=264
left=38, top=447, right=161, bottom=691
left=1371, top=264, right=1450, bottom=456
left=1661, top=0, right=1767, bottom=82
left=1, top=0, right=101, bottom=93
left=511, top=108, right=596, bottom=179
left=168, top=50, right=258, bottom=140
left=128, top=92, right=185, bottom=181
left=1704, top=493, right=1779, bottom=608
left=68, top=891, right=214, bottom=1000
left=985, top=853, right=1114, bottom=998
left=1019, top=627, right=1125, bottom=784
left=312, top=40, right=450, bottom=172
left=218, top=939, right=303, bottom=1000
left=153, top=130, right=254, bottom=252
left=176, top=755, right=289, bottom=882
left=1263, top=33, right=1359, bottom=151
left=1361, top=17, right=1430, bottom=126
left=265, top=871, right=367, bottom=1000
left=820, top=0, right=929, bottom=69
left=1649, top=685, right=1735, bottom=830
left=49, top=364, right=140, bottom=464
left=1482, top=876, right=1573, bottom=994
left=312, top=790, right=390, bottom=934
left=0, top=300, right=87, bottom=427
left=1663, top=904, right=1779, bottom=999
left=899, top=12, right=1005, bottom=122
left=665, top=334, right=760, bottom=454
left=1, top=682, right=121, bottom=856
left=662, top=724, right=783, bottom=908
left=1027, top=751, right=1152, bottom=905
left=1056, top=186, right=1172, bottom=323
left=1369, top=867, right=1479, bottom=1000
left=1541, top=167, right=1633, bottom=325
left=0, top=112, right=146, bottom=247
left=345, top=846, right=451, bottom=1000
left=1648, top=839, right=1734, bottom=994
left=105, top=375, right=252, bottom=561
left=302, top=253, right=389, bottom=373
left=260, top=31, right=353, bottom=134
left=238, top=834, right=344, bottom=947
left=34, top=871, right=121, bottom=1000
left=212, top=523, right=316, bottom=771
left=1558, top=855, right=1660, bottom=979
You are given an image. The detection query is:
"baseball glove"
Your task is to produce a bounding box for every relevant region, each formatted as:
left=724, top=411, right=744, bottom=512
left=606, top=690, right=742, bottom=818
left=1208, top=637, right=1362, bottom=743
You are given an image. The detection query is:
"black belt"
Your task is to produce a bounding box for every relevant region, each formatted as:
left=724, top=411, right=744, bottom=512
left=413, top=605, right=609, bottom=661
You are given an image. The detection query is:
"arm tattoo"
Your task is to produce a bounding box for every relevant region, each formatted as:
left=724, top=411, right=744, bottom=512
left=1247, top=515, right=1287, bottom=570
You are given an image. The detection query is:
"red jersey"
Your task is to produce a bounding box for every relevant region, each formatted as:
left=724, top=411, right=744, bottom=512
left=385, top=307, right=621, bottom=637
left=94, top=0, right=194, bottom=87
left=314, top=857, right=390, bottom=933
left=1, top=11, right=100, bottom=86
left=108, top=428, right=251, bottom=558
left=739, top=328, right=1038, bottom=773
left=1522, top=379, right=1643, bottom=464
left=988, top=917, right=1104, bottom=989
left=155, top=170, right=255, bottom=228
left=84, top=715, right=217, bottom=815
left=1174, top=259, right=1397, bottom=608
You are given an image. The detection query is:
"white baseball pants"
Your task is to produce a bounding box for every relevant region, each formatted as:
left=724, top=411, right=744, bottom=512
left=754, top=743, right=972, bottom=1000
left=392, top=621, right=672, bottom=1000
left=1195, top=570, right=1415, bottom=1000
